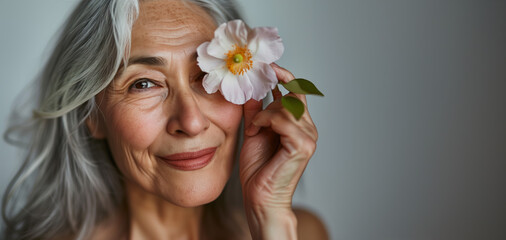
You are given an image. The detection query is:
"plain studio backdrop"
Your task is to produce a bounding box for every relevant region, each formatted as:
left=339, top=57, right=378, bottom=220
left=1, top=0, right=506, bottom=239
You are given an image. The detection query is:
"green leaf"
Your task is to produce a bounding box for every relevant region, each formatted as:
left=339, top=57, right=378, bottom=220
left=281, top=96, right=305, bottom=120
left=280, top=78, right=324, bottom=96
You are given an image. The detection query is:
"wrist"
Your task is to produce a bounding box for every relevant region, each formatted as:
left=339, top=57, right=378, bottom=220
left=245, top=205, right=298, bottom=240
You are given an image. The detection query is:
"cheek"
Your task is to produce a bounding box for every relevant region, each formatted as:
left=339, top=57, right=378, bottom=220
left=106, top=101, right=166, bottom=150
left=201, top=95, right=243, bottom=134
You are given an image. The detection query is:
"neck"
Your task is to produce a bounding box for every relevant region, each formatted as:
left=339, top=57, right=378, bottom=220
left=125, top=181, right=204, bottom=240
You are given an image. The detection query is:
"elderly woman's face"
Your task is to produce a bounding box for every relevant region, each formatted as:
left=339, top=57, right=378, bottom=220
left=92, top=0, right=242, bottom=207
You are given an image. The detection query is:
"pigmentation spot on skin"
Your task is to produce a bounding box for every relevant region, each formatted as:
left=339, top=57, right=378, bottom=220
left=95, top=0, right=243, bottom=209
left=133, top=0, right=216, bottom=50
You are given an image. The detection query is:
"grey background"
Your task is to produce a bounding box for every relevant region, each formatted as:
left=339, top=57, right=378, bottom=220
left=1, top=0, right=506, bottom=239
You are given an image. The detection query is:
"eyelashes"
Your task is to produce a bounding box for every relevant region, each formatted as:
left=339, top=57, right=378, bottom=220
left=129, top=78, right=160, bottom=92
left=128, top=71, right=206, bottom=93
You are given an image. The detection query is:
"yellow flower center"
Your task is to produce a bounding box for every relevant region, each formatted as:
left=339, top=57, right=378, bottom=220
left=226, top=45, right=253, bottom=75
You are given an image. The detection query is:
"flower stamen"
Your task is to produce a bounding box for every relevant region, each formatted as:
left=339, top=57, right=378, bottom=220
left=226, top=45, right=252, bottom=75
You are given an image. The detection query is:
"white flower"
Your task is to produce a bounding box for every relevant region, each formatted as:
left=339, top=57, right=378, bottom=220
left=197, top=19, right=284, bottom=105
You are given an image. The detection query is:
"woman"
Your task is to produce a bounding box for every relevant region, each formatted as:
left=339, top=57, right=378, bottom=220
left=2, top=0, right=328, bottom=239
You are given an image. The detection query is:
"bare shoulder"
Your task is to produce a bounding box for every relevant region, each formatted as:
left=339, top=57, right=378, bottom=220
left=294, top=207, right=330, bottom=240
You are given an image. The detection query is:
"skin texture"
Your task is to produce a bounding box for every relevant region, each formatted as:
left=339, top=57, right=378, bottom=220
left=89, top=0, right=241, bottom=238
left=98, top=0, right=240, bottom=209
left=86, top=0, right=326, bottom=239
left=240, top=63, right=321, bottom=239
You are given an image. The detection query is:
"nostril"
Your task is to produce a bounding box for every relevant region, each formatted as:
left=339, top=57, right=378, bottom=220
left=165, top=96, right=210, bottom=136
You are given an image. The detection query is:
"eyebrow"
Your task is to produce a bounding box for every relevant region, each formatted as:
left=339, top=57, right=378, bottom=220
left=127, top=56, right=167, bottom=67
left=115, top=56, right=167, bottom=77
left=115, top=52, right=199, bottom=77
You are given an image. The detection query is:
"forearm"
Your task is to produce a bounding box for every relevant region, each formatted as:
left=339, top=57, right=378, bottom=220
left=245, top=205, right=298, bottom=240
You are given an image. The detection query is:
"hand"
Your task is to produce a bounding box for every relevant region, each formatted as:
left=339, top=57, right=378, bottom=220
left=239, top=63, right=318, bottom=239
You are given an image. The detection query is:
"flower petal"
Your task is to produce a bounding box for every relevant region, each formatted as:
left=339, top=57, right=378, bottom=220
left=248, top=27, right=284, bottom=63
left=236, top=74, right=253, bottom=101
left=247, top=62, right=278, bottom=101
left=225, top=19, right=249, bottom=46
left=207, top=22, right=233, bottom=59
left=207, top=20, right=250, bottom=59
left=197, top=42, right=226, bottom=73
left=196, top=20, right=285, bottom=105
left=203, top=67, right=227, bottom=94
left=220, top=73, right=253, bottom=105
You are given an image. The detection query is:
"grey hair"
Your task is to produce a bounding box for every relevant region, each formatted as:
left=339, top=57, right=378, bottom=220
left=2, top=0, right=243, bottom=239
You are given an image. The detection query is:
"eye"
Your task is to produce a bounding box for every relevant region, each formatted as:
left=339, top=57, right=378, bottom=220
left=130, top=78, right=157, bottom=91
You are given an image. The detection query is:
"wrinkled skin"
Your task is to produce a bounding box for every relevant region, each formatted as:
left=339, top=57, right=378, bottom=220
left=87, top=0, right=318, bottom=239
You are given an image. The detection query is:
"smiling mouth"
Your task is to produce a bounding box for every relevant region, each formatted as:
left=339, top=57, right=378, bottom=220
left=159, top=147, right=216, bottom=171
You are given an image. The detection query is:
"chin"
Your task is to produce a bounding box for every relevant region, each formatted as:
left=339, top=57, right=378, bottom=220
left=168, top=178, right=227, bottom=208
left=163, top=151, right=236, bottom=208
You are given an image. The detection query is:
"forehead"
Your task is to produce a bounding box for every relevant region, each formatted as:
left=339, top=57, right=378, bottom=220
left=131, top=0, right=216, bottom=56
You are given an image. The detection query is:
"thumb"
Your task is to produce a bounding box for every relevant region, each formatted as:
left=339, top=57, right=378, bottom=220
left=243, top=99, right=262, bottom=135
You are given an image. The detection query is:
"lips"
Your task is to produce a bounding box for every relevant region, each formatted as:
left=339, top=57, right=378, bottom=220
left=159, top=147, right=216, bottom=171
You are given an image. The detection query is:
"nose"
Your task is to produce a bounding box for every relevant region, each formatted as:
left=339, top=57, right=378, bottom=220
left=166, top=91, right=210, bottom=137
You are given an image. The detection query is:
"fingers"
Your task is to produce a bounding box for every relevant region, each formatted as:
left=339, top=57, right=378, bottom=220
left=271, top=63, right=307, bottom=105
left=245, top=103, right=318, bottom=143
left=243, top=99, right=263, bottom=130
left=245, top=64, right=317, bottom=139
left=270, top=62, right=292, bottom=84
left=272, top=85, right=282, bottom=100
left=247, top=107, right=318, bottom=156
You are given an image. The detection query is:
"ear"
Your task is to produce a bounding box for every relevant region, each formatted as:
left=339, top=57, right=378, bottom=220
left=86, top=111, right=106, bottom=139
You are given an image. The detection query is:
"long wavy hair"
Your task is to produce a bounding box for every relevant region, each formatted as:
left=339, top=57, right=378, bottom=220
left=1, top=0, right=247, bottom=239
